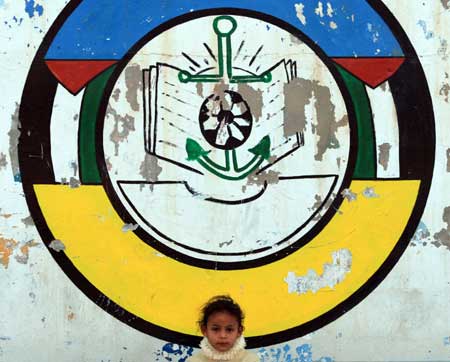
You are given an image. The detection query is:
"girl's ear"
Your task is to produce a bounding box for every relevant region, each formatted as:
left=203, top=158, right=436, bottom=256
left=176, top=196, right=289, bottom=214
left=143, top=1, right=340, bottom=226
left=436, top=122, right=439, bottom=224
left=200, top=325, right=207, bottom=336
left=238, top=325, right=244, bottom=336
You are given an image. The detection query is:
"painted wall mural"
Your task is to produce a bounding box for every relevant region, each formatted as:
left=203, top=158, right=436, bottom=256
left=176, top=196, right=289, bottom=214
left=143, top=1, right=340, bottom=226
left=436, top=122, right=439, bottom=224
left=1, top=1, right=449, bottom=361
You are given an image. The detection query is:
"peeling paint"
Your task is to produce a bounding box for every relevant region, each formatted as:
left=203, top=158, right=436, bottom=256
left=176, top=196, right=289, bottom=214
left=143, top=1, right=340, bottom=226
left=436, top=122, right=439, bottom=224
left=155, top=343, right=193, bottom=362
left=24, top=0, right=44, bottom=18
left=294, top=3, right=307, bottom=25
left=283, top=78, right=345, bottom=161
left=112, top=88, right=121, bottom=102
left=0, top=153, right=7, bottom=170
left=0, top=237, right=18, bottom=268
left=49, top=239, right=66, bottom=252
left=196, top=82, right=204, bottom=98
left=21, top=215, right=35, bottom=227
left=237, top=83, right=263, bottom=122
left=341, top=188, right=357, bottom=202
left=107, top=105, right=136, bottom=156
left=378, top=143, right=391, bottom=171
left=411, top=221, right=431, bottom=246
left=69, top=177, right=80, bottom=188
left=440, top=82, right=450, bottom=103
left=417, top=20, right=434, bottom=39
left=258, top=343, right=334, bottom=362
left=139, top=154, right=162, bottom=190
left=362, top=187, right=379, bottom=198
left=247, top=169, right=280, bottom=186
left=125, top=64, right=143, bottom=112
left=14, top=240, right=38, bottom=265
left=285, top=248, right=352, bottom=294
left=8, top=102, right=21, bottom=181
left=122, top=223, right=138, bottom=232
left=438, top=38, right=448, bottom=61
left=433, top=206, right=450, bottom=250
left=329, top=21, right=338, bottom=30
left=445, top=148, right=450, bottom=173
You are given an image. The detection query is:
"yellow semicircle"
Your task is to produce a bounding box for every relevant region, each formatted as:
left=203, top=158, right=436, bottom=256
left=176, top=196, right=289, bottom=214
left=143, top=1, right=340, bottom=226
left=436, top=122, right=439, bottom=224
left=34, top=180, right=419, bottom=336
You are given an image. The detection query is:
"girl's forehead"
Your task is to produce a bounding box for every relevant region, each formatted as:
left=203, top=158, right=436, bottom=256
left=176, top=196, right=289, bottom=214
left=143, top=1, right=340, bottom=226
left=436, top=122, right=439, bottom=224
left=207, top=310, right=239, bottom=324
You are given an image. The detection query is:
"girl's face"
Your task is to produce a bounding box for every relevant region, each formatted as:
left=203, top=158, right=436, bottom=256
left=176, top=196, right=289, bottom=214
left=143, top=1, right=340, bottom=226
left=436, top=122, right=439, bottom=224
left=201, top=311, right=243, bottom=352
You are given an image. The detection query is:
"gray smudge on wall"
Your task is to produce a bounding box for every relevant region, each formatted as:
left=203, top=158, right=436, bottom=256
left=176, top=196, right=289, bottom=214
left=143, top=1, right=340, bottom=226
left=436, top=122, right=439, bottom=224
left=246, top=169, right=280, bottom=186
left=433, top=206, right=450, bottom=250
left=125, top=64, right=143, bottom=112
left=140, top=154, right=162, bottom=190
left=8, top=102, right=20, bottom=179
left=285, top=248, right=352, bottom=294
left=440, top=0, right=450, bottom=10
left=112, top=88, right=121, bottom=102
left=196, top=83, right=204, bottom=98
left=440, top=82, right=450, bottom=103
left=378, top=143, right=391, bottom=171
left=237, top=83, right=263, bottom=122
left=438, top=38, right=448, bottom=61
left=21, top=215, right=35, bottom=227
left=283, top=78, right=346, bottom=161
left=49, top=239, right=66, bottom=252
left=108, top=105, right=136, bottom=156
left=0, top=153, right=7, bottom=170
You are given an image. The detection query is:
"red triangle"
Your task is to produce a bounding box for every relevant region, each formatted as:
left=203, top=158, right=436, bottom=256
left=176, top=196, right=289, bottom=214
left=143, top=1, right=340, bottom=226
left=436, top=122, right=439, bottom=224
left=46, top=60, right=118, bottom=94
left=332, top=57, right=405, bottom=88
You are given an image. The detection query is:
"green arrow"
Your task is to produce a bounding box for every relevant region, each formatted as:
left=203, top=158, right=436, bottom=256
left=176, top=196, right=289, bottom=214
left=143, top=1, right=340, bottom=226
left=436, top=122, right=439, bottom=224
left=248, top=135, right=271, bottom=160
left=186, top=138, right=210, bottom=161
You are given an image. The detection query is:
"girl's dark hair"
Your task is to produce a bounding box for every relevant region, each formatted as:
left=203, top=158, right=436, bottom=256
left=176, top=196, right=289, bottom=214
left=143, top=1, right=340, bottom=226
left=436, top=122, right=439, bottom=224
left=199, top=295, right=245, bottom=328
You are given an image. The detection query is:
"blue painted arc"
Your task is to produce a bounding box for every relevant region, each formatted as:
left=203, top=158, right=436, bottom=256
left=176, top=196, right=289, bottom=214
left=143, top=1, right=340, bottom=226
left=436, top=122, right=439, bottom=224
left=45, top=0, right=404, bottom=60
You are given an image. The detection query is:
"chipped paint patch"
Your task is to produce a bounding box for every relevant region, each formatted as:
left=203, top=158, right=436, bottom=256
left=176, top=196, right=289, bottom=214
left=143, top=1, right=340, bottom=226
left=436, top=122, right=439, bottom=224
left=125, top=64, right=143, bottom=112
left=14, top=240, right=38, bottom=265
left=410, top=221, right=431, bottom=247
left=378, top=143, right=391, bottom=171
left=440, top=0, right=450, bottom=10
left=447, top=148, right=450, bottom=173
left=139, top=154, right=162, bottom=190
left=155, top=343, right=193, bottom=362
left=49, top=239, right=66, bottom=252
left=438, top=38, right=448, bottom=61
left=285, top=248, right=352, bottom=294
left=444, top=336, right=450, bottom=346
left=24, top=0, right=44, bottom=18
left=417, top=20, right=434, bottom=39
left=258, top=342, right=334, bottom=362
left=8, top=102, right=21, bottom=182
left=107, top=105, right=136, bottom=156
left=329, top=21, right=338, bottom=30
left=21, top=215, right=35, bottom=227
left=433, top=206, right=450, bottom=250
left=69, top=177, right=80, bottom=189
left=237, top=83, right=263, bottom=122
left=341, top=188, right=357, bottom=202
left=0, top=237, right=18, bottom=268
left=294, top=3, right=307, bottom=25
left=362, top=187, right=379, bottom=198
left=122, top=223, right=138, bottom=232
left=283, top=78, right=345, bottom=161
left=0, top=153, right=7, bottom=170
left=440, top=82, right=450, bottom=103
left=247, top=169, right=280, bottom=186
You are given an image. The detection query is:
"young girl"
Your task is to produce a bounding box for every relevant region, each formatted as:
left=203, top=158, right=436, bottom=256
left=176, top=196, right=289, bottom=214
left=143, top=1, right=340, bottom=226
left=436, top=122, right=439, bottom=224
left=187, top=295, right=259, bottom=362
